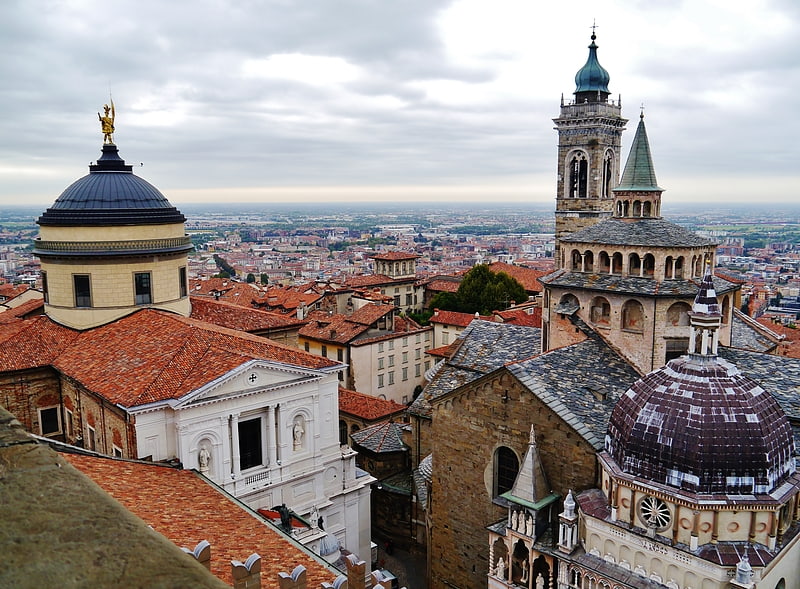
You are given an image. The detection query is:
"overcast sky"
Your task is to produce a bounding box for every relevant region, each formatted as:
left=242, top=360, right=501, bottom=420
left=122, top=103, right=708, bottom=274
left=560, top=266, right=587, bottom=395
left=1, top=0, right=798, bottom=207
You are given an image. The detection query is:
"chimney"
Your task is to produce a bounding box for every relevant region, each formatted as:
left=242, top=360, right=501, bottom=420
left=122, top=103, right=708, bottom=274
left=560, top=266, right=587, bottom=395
left=344, top=554, right=366, bottom=589
left=232, top=553, right=262, bottom=589
left=278, top=565, right=307, bottom=589
left=181, top=540, right=211, bottom=571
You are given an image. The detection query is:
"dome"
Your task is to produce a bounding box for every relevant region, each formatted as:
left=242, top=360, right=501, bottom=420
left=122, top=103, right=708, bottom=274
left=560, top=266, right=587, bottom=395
left=605, top=355, right=795, bottom=494
left=574, top=34, right=610, bottom=97
left=37, top=144, right=185, bottom=226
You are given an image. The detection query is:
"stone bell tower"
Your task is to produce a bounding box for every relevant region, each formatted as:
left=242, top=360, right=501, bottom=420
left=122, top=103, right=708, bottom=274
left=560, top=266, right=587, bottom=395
left=553, top=31, right=627, bottom=268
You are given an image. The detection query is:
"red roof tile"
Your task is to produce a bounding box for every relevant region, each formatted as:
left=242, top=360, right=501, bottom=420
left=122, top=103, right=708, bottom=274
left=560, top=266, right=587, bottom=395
left=487, top=261, right=547, bottom=293
left=64, top=454, right=336, bottom=587
left=190, top=297, right=303, bottom=332
left=0, top=298, right=44, bottom=323
left=423, top=279, right=460, bottom=293
left=48, top=310, right=338, bottom=407
left=495, top=307, right=542, bottom=328
left=338, top=387, right=406, bottom=421
left=0, top=316, right=79, bottom=372
left=369, top=251, right=419, bottom=261
left=430, top=310, right=489, bottom=327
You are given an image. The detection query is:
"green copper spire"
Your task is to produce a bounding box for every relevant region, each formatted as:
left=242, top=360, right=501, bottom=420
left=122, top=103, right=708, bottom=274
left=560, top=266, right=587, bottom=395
left=614, top=113, right=663, bottom=192
left=574, top=32, right=610, bottom=100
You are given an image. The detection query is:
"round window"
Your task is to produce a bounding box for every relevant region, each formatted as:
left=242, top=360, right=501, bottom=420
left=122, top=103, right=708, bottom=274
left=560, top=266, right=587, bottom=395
left=638, top=495, right=671, bottom=532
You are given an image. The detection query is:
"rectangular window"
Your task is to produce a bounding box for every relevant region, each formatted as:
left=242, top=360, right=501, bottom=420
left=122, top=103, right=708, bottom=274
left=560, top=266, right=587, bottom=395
left=425, top=360, right=430, bottom=371
left=415, top=363, right=421, bottom=377
left=378, top=358, right=384, bottom=370
left=402, top=351, right=408, bottom=363
left=388, top=355, right=395, bottom=367
left=403, top=337, right=408, bottom=347
left=388, top=341, right=394, bottom=351
left=402, top=367, right=408, bottom=381
left=321, top=345, right=328, bottom=358
left=393, top=295, right=401, bottom=306
left=405, top=294, right=413, bottom=306
left=378, top=342, right=384, bottom=353
left=238, top=418, right=263, bottom=471
left=179, top=267, right=188, bottom=298
left=134, top=272, right=152, bottom=305
left=87, top=425, right=96, bottom=451
left=65, top=408, right=74, bottom=438
left=424, top=332, right=431, bottom=342
left=388, top=371, right=395, bottom=385
left=415, top=349, right=421, bottom=360
left=416, top=333, right=421, bottom=343
left=304, top=341, right=310, bottom=352
left=41, top=271, right=49, bottom=304
left=39, top=406, right=61, bottom=436
left=337, top=348, right=343, bottom=362
left=442, top=333, right=449, bottom=345
left=378, top=374, right=384, bottom=388
left=74, top=274, right=91, bottom=308
left=113, top=446, right=123, bottom=458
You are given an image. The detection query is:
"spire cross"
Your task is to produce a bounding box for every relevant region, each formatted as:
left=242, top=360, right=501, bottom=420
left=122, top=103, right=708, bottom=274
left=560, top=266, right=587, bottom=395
left=640, top=103, right=645, bottom=119
left=590, top=20, right=598, bottom=38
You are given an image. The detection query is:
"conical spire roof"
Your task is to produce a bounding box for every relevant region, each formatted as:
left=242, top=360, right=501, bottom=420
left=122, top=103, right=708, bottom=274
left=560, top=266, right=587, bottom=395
left=506, top=425, right=552, bottom=506
left=614, top=113, right=663, bottom=192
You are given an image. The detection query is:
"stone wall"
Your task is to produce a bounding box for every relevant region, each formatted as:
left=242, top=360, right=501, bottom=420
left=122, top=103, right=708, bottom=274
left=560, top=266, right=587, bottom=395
left=428, top=369, right=598, bottom=589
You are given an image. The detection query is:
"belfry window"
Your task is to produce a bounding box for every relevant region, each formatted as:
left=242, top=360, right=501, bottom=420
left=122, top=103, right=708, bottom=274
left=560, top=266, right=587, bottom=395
left=134, top=272, right=152, bottom=305
left=74, top=274, right=91, bottom=308
left=602, top=151, right=613, bottom=198
left=569, top=153, right=588, bottom=198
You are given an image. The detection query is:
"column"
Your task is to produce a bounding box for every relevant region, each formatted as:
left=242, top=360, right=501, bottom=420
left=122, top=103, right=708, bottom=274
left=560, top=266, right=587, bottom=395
left=230, top=413, right=240, bottom=478
left=267, top=405, right=277, bottom=466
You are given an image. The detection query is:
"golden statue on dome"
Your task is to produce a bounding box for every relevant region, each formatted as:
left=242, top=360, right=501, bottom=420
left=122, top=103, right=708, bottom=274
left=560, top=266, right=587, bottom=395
left=98, top=99, right=115, bottom=144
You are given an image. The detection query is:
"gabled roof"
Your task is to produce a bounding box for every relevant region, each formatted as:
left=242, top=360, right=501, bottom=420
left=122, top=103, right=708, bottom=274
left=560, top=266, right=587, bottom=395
left=409, top=320, right=541, bottom=419
left=64, top=453, right=337, bottom=587
left=430, top=310, right=490, bottom=328
left=350, top=421, right=409, bottom=454
left=190, top=296, right=303, bottom=332
left=0, top=298, right=44, bottom=323
left=487, top=262, right=547, bottom=293
left=300, top=304, right=395, bottom=345
left=338, top=387, right=406, bottom=421
left=0, top=310, right=339, bottom=408
left=370, top=251, right=419, bottom=261
left=344, top=274, right=397, bottom=288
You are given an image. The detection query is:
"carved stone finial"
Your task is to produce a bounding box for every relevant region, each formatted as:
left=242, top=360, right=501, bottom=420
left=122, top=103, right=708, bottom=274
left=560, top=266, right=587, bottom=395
left=233, top=553, right=262, bottom=589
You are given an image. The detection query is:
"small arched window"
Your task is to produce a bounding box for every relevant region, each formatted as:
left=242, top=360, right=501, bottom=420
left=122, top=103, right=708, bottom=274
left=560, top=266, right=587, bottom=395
left=666, top=302, right=691, bottom=326
left=494, top=446, right=519, bottom=497
left=602, top=151, right=614, bottom=198
left=590, top=296, right=611, bottom=326
left=583, top=250, right=594, bottom=273
left=621, top=300, right=644, bottom=332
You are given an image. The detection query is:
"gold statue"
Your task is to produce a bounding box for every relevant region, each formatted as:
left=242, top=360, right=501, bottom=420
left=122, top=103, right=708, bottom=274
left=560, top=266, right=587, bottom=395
left=98, top=100, right=115, bottom=144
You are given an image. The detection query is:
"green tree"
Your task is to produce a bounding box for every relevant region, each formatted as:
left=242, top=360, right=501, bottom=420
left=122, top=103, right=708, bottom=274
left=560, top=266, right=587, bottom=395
left=246, top=273, right=256, bottom=283
left=435, top=265, right=527, bottom=315
left=260, top=273, right=269, bottom=285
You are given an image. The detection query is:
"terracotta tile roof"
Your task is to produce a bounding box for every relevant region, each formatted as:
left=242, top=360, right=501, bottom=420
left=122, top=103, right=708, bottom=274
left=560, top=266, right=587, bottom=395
left=338, top=387, right=406, bottom=421
left=300, top=305, right=395, bottom=345
left=349, top=304, right=395, bottom=326
left=344, top=274, right=395, bottom=288
left=430, top=310, right=489, bottom=327
left=426, top=342, right=459, bottom=358
left=495, top=307, right=542, bottom=328
left=0, top=283, right=30, bottom=300
left=64, top=453, right=337, bottom=587
left=423, top=278, right=460, bottom=293
left=191, top=279, right=266, bottom=308
left=0, top=315, right=79, bottom=372
left=369, top=251, right=419, bottom=261
left=49, top=310, right=338, bottom=408
left=487, top=261, right=547, bottom=293
left=0, top=298, right=44, bottom=323
left=190, top=297, right=303, bottom=332
left=253, top=287, right=322, bottom=313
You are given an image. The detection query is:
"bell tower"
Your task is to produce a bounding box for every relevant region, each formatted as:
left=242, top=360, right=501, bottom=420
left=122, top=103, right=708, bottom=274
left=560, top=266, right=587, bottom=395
left=553, top=31, right=627, bottom=268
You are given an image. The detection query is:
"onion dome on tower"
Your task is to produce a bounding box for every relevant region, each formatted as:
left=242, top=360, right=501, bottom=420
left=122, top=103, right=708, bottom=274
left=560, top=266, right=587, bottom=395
left=605, top=271, right=796, bottom=495
left=33, top=103, right=193, bottom=330
left=574, top=31, right=611, bottom=103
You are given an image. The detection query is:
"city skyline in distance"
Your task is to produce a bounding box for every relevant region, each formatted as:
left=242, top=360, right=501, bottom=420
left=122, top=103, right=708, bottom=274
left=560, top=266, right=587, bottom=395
left=1, top=0, right=798, bottom=206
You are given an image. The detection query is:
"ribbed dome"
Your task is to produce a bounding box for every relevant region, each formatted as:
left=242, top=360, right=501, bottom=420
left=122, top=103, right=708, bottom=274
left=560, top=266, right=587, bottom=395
left=38, top=144, right=185, bottom=226
left=574, top=34, right=610, bottom=98
left=606, top=355, right=795, bottom=494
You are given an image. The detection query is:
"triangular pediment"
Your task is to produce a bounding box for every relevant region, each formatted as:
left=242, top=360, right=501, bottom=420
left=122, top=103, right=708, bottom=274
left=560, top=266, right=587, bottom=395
left=175, top=360, right=325, bottom=409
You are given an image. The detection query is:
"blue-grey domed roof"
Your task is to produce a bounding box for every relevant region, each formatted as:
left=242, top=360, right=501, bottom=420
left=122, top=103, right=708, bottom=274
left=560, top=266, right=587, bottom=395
left=574, top=33, right=610, bottom=98
left=37, top=144, right=185, bottom=226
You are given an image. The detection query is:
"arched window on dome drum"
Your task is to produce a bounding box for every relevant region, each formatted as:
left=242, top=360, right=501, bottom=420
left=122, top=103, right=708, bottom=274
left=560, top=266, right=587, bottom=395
left=621, top=300, right=644, bottom=332
left=602, top=151, right=613, bottom=198
left=494, top=446, right=519, bottom=497
left=590, top=296, right=611, bottom=326
left=569, top=153, right=588, bottom=198
left=629, top=253, right=642, bottom=277
left=642, top=254, right=655, bottom=278
left=611, top=252, right=623, bottom=274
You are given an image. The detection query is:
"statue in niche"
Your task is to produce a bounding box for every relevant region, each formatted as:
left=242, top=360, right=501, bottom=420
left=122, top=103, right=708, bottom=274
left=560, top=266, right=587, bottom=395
left=535, top=574, right=544, bottom=589
left=310, top=505, right=319, bottom=529
left=293, top=419, right=305, bottom=450
left=526, top=514, right=533, bottom=536
left=198, top=445, right=211, bottom=473
left=520, top=559, right=529, bottom=583
left=511, top=510, right=518, bottom=530
left=495, top=557, right=505, bottom=580
left=98, top=100, right=115, bottom=144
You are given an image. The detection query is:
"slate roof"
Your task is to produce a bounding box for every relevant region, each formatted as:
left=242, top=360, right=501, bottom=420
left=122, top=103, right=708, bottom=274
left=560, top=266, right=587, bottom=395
left=409, top=320, right=541, bottom=419
left=507, top=336, right=640, bottom=450
left=338, top=387, right=406, bottom=421
left=350, top=421, right=409, bottom=454
left=730, top=309, right=780, bottom=353
left=540, top=270, right=738, bottom=298
left=190, top=297, right=303, bottom=332
left=65, top=453, right=337, bottom=587
left=562, top=218, right=716, bottom=248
